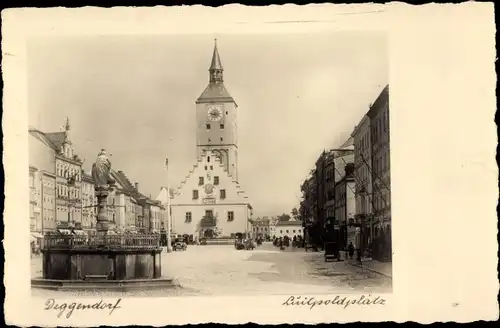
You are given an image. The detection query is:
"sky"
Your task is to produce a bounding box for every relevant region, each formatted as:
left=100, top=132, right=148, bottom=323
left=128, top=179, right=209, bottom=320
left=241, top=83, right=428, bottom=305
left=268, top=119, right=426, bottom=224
left=27, top=32, right=388, bottom=217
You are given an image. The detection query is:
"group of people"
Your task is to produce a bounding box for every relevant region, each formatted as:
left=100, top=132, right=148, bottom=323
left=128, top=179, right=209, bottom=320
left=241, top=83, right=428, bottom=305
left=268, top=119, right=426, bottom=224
left=272, top=235, right=305, bottom=250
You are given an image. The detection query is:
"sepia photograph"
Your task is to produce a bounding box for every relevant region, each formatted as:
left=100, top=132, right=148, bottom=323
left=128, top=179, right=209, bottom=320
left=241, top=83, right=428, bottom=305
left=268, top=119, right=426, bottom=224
left=27, top=32, right=391, bottom=296
left=3, top=3, right=497, bottom=325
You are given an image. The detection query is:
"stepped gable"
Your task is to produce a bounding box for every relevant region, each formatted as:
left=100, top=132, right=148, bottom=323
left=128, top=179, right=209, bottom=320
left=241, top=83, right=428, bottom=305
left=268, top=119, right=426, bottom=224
left=172, top=150, right=248, bottom=199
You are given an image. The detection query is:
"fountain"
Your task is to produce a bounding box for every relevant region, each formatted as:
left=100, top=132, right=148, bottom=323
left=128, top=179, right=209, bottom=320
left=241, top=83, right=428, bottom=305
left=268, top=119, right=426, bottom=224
left=31, top=149, right=176, bottom=291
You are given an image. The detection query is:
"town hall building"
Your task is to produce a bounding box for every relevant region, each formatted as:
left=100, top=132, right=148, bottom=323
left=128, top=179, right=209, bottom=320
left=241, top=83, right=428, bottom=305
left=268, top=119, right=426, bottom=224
left=169, top=40, right=253, bottom=240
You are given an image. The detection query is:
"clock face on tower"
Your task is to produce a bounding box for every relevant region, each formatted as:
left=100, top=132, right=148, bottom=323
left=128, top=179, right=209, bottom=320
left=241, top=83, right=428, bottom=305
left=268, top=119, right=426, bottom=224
left=207, top=106, right=223, bottom=122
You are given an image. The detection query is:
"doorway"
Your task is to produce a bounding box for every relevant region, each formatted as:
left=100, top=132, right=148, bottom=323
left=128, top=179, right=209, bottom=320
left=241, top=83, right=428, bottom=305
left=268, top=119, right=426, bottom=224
left=204, top=229, right=214, bottom=239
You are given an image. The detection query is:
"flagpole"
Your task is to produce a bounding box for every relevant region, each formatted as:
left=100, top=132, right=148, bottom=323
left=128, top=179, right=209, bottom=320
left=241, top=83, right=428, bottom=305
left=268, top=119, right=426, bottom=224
left=165, top=157, right=173, bottom=253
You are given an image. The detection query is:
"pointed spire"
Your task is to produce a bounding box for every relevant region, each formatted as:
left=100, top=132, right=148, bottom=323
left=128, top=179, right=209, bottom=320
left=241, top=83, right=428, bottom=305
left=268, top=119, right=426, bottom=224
left=209, top=38, right=223, bottom=71
left=63, top=116, right=71, bottom=144
left=64, top=116, right=71, bottom=131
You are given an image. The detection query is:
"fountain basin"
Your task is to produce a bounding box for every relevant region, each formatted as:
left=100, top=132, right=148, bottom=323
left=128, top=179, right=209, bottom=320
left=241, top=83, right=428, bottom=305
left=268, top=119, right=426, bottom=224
left=31, top=234, right=176, bottom=292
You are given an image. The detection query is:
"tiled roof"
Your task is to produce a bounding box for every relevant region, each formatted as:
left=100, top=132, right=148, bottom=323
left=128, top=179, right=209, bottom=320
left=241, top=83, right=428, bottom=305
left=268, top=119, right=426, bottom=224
left=29, top=129, right=60, bottom=151
left=112, top=170, right=135, bottom=190
left=196, top=82, right=235, bottom=104
left=276, top=220, right=303, bottom=226
left=110, top=169, right=148, bottom=202
left=45, top=132, right=66, bottom=151
left=339, top=136, right=354, bottom=149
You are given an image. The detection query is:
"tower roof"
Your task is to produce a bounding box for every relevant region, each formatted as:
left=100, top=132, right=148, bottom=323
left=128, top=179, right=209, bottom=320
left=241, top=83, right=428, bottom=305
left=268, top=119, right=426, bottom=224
left=209, top=39, right=223, bottom=71
left=196, top=39, right=236, bottom=105
left=196, top=83, right=234, bottom=104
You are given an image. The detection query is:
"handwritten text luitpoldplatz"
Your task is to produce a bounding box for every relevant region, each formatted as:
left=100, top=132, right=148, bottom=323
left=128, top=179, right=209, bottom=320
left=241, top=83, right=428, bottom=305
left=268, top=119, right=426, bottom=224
left=282, top=294, right=386, bottom=310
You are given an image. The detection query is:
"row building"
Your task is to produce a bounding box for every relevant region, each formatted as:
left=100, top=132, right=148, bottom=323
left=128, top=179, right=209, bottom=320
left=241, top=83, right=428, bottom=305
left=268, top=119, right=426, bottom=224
left=300, top=85, right=391, bottom=262
left=28, top=118, right=166, bottom=237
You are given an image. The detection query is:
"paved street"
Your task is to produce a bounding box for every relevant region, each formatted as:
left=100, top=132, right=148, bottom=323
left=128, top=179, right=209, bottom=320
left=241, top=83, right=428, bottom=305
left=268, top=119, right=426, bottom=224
left=31, top=243, right=391, bottom=297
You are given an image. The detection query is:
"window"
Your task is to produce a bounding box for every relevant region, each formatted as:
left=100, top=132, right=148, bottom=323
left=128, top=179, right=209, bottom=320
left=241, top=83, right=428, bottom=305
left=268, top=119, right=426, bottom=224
left=206, top=124, right=211, bottom=130
left=220, top=124, right=224, bottom=129
left=220, top=189, right=226, bottom=199
left=207, top=156, right=210, bottom=162
left=286, top=230, right=289, bottom=233
left=228, top=211, right=234, bottom=221
left=205, top=210, right=214, bottom=218
left=199, top=177, right=204, bottom=185
left=293, top=230, right=296, bottom=233
left=214, top=176, right=219, bottom=185
left=205, top=166, right=208, bottom=170
left=208, top=138, right=211, bottom=142
left=280, top=230, right=283, bottom=233
left=220, top=137, right=223, bottom=142
left=192, top=190, right=199, bottom=199
left=185, top=212, right=192, bottom=223
left=210, top=166, right=213, bottom=170
left=225, top=111, right=228, bottom=115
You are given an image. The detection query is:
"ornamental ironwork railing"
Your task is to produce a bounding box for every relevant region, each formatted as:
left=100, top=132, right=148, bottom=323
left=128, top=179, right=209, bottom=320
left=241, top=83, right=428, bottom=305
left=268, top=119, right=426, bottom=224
left=42, top=233, right=161, bottom=250
left=200, top=216, right=217, bottom=227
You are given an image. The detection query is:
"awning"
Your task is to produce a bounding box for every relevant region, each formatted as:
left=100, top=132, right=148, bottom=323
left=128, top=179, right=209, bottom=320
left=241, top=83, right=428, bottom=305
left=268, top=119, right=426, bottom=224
left=73, top=230, right=87, bottom=236
left=58, top=229, right=72, bottom=235
left=31, top=232, right=44, bottom=239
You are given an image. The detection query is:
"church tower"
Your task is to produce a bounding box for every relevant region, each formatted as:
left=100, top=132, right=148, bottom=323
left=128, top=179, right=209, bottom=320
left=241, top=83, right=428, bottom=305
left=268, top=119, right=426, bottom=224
left=196, top=39, right=239, bottom=181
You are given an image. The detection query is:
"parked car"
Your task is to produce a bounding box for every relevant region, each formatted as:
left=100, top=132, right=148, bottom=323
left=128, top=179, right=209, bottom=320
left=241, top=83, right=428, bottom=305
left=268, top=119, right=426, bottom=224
left=173, top=241, right=187, bottom=251
left=234, top=239, right=245, bottom=250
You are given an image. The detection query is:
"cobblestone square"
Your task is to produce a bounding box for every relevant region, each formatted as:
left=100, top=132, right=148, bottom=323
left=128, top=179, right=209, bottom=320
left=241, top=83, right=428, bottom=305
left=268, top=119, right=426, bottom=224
left=31, top=244, right=391, bottom=297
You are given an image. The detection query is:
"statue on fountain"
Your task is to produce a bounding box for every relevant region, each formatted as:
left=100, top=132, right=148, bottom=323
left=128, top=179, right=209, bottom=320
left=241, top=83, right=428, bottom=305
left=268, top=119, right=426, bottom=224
left=92, top=149, right=115, bottom=190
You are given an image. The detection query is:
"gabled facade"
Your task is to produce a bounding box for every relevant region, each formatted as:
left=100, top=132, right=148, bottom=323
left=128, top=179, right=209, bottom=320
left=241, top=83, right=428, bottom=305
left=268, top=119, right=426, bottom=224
left=29, top=118, right=83, bottom=230
left=171, top=150, right=252, bottom=239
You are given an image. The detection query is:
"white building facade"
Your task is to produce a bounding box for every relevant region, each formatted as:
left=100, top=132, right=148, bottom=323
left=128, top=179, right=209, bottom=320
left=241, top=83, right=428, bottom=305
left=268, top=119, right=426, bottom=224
left=272, top=219, right=304, bottom=239
left=170, top=40, right=252, bottom=239
left=171, top=151, right=252, bottom=239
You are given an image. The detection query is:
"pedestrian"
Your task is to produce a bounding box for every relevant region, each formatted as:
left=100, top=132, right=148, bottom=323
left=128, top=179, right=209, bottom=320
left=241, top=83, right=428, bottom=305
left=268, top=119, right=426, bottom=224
left=348, top=241, right=354, bottom=259
left=279, top=237, right=285, bottom=251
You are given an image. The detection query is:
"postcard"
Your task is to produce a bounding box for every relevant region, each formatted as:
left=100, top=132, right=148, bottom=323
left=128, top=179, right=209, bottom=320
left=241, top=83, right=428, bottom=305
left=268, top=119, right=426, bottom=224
left=2, top=3, right=498, bottom=325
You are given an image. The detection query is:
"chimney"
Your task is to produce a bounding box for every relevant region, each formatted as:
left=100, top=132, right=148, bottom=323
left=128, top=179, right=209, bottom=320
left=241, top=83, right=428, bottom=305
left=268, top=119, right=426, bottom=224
left=135, top=182, right=139, bottom=191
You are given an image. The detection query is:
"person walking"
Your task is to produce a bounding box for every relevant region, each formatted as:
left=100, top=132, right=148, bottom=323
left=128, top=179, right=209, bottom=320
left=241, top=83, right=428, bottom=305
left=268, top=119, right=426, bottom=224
left=348, top=241, right=355, bottom=259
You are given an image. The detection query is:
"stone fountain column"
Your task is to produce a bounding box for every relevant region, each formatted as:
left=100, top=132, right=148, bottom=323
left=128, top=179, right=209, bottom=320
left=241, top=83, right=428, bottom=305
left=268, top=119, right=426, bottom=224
left=95, top=186, right=111, bottom=234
